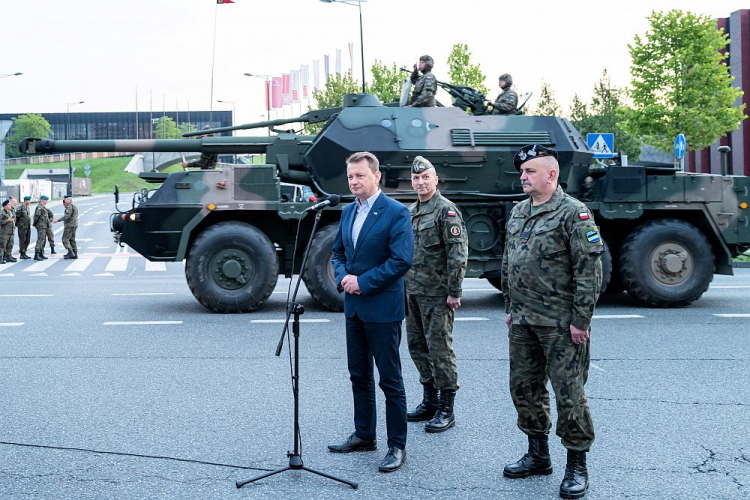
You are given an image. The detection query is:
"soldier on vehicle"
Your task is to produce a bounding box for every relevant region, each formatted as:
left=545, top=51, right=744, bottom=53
left=0, top=199, right=17, bottom=264
left=406, top=55, right=437, bottom=108
left=405, top=156, right=468, bottom=434
left=53, top=194, right=79, bottom=259
left=486, top=73, right=518, bottom=115
left=33, top=195, right=51, bottom=261
left=182, top=125, right=218, bottom=170
left=16, top=196, right=32, bottom=259
left=501, top=145, right=603, bottom=499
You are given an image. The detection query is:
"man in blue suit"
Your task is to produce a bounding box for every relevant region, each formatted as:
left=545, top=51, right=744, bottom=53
left=328, top=151, right=414, bottom=473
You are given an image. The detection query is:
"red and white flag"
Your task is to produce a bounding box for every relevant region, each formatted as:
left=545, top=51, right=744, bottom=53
left=300, top=65, right=309, bottom=100
left=272, top=77, right=282, bottom=109
left=216, top=0, right=234, bottom=4
left=290, top=70, right=300, bottom=104
left=282, top=73, right=291, bottom=106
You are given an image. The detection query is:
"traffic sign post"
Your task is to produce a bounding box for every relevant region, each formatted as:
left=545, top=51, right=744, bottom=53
left=84, top=163, right=91, bottom=178
left=674, top=134, right=686, bottom=171
left=587, top=133, right=615, bottom=158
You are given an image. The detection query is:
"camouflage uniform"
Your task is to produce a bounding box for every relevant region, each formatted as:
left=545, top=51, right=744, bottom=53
left=492, top=88, right=518, bottom=115
left=33, top=204, right=50, bottom=254
left=45, top=206, right=56, bottom=252
left=405, top=190, right=468, bottom=391
left=61, top=202, right=79, bottom=255
left=0, top=206, right=15, bottom=260
left=15, top=202, right=31, bottom=255
left=186, top=152, right=218, bottom=169
left=409, top=71, right=437, bottom=108
left=501, top=185, right=603, bottom=452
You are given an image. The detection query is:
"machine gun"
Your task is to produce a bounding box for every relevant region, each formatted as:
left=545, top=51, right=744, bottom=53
left=398, top=67, right=489, bottom=115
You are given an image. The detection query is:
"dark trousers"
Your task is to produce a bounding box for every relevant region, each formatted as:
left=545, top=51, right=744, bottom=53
left=346, top=314, right=407, bottom=450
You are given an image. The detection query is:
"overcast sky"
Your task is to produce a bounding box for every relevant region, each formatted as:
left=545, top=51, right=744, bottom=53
left=1, top=0, right=747, bottom=133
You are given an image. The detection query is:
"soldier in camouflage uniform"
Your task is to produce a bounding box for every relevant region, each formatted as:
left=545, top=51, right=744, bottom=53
left=406, top=55, right=437, bottom=108
left=487, top=73, right=518, bottom=115
left=0, top=200, right=17, bottom=264
left=45, top=203, right=57, bottom=254
left=182, top=125, right=218, bottom=170
left=405, top=156, right=468, bottom=433
left=33, top=195, right=51, bottom=261
left=501, top=145, right=603, bottom=499
left=16, top=196, right=32, bottom=259
left=54, top=194, right=78, bottom=259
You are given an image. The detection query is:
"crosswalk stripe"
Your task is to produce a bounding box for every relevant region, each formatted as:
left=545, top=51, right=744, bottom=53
left=251, top=319, right=330, bottom=324
left=65, top=258, right=95, bottom=272
left=23, top=259, right=58, bottom=272
left=0, top=323, right=24, bottom=327
left=594, top=314, right=645, bottom=319
left=454, top=317, right=489, bottom=321
left=145, top=261, right=167, bottom=272
left=0, top=260, right=21, bottom=271
left=713, top=314, right=750, bottom=318
left=105, top=256, right=129, bottom=272
left=103, top=321, right=183, bottom=325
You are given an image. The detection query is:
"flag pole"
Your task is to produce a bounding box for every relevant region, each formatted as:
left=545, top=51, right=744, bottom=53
left=209, top=2, right=219, bottom=123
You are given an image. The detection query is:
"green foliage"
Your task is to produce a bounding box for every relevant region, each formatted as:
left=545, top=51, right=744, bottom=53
left=446, top=43, right=489, bottom=95
left=531, top=82, right=561, bottom=117
left=179, top=122, right=197, bottom=136
left=3, top=113, right=52, bottom=158
left=153, top=116, right=181, bottom=139
left=623, top=9, right=746, bottom=152
left=570, top=70, right=642, bottom=162
left=306, top=72, right=361, bottom=134
left=370, top=60, right=403, bottom=104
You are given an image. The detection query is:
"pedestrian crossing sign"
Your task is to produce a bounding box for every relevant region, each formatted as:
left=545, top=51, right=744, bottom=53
left=587, top=133, right=615, bottom=158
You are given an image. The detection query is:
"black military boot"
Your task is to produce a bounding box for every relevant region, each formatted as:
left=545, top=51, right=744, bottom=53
left=40, top=253, right=48, bottom=260
left=73, top=251, right=78, bottom=259
left=559, top=450, right=588, bottom=499
left=6, top=255, right=17, bottom=263
left=50, top=247, right=56, bottom=255
left=503, top=435, right=553, bottom=478
left=34, top=252, right=43, bottom=261
left=425, top=390, right=456, bottom=433
left=20, top=252, right=29, bottom=260
left=63, top=251, right=74, bottom=259
left=0, top=256, right=5, bottom=264
left=407, top=384, right=439, bottom=422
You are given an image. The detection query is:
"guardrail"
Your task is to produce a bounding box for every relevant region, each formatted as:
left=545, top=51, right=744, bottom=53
left=4, top=151, right=132, bottom=166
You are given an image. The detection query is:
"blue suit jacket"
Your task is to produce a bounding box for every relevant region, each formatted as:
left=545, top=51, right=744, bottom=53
left=332, top=192, right=414, bottom=323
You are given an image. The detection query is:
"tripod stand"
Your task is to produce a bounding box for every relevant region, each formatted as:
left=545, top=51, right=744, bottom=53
left=236, top=208, right=356, bottom=490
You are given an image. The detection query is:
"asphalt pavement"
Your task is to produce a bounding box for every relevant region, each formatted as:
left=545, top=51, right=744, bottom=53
left=1, top=199, right=749, bottom=499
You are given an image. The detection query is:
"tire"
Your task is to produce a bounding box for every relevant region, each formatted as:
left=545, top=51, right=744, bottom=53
left=185, top=222, right=278, bottom=313
left=618, top=219, right=714, bottom=307
left=487, top=276, right=503, bottom=291
left=303, top=224, right=344, bottom=312
left=599, top=238, right=613, bottom=298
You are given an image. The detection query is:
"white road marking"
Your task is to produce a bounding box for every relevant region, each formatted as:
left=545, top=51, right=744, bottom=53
left=0, top=294, right=54, bottom=297
left=103, top=321, right=183, bottom=325
left=53, top=227, right=63, bottom=235
left=61, top=272, right=81, bottom=276
left=23, top=260, right=58, bottom=272
left=0, top=323, right=24, bottom=327
left=462, top=288, right=496, bottom=292
left=105, top=256, right=129, bottom=272
left=713, top=314, right=750, bottom=318
left=82, top=221, right=106, bottom=226
left=88, top=246, right=109, bottom=249
left=454, top=317, right=490, bottom=321
left=251, top=319, right=330, bottom=324
left=593, top=315, right=645, bottom=319
left=111, top=292, right=174, bottom=296
left=0, top=273, right=15, bottom=277
left=590, top=363, right=607, bottom=373
left=94, top=272, right=115, bottom=277
left=30, top=273, right=48, bottom=277
left=0, top=261, right=20, bottom=271
left=65, top=258, right=95, bottom=272
left=145, top=261, right=167, bottom=272
left=711, top=285, right=750, bottom=289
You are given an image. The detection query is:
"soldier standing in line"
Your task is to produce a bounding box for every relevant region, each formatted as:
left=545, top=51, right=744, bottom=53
left=501, top=145, right=603, bottom=499
left=33, top=195, right=51, bottom=261
left=182, top=125, right=218, bottom=170
left=405, top=156, right=468, bottom=433
left=0, top=200, right=17, bottom=264
left=486, top=73, right=518, bottom=115
left=53, top=194, right=79, bottom=259
left=45, top=202, right=56, bottom=255
left=15, top=196, right=32, bottom=259
left=406, top=55, right=437, bottom=108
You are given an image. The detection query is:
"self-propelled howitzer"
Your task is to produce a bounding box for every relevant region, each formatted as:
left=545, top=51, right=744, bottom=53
left=19, top=92, right=750, bottom=313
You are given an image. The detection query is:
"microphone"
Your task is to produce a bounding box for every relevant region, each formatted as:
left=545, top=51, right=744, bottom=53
left=304, top=194, right=340, bottom=211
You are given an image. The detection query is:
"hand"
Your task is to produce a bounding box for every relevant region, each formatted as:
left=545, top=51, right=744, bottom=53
left=570, top=325, right=590, bottom=344
left=52, top=218, right=59, bottom=223
left=341, top=274, right=361, bottom=295
left=447, top=296, right=461, bottom=311
left=181, top=161, right=188, bottom=170
left=413, top=63, right=418, bottom=72
left=506, top=313, right=511, bottom=330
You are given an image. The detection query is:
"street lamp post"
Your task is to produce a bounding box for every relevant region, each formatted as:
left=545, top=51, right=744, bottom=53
left=0, top=72, right=23, bottom=79
left=217, top=100, right=236, bottom=135
left=66, top=100, right=84, bottom=197
left=319, top=0, right=367, bottom=93
left=244, top=73, right=272, bottom=135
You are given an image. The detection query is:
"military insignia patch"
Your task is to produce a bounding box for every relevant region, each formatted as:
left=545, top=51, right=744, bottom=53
left=447, top=210, right=456, bottom=217
left=579, top=212, right=590, bottom=220
left=450, top=226, right=461, bottom=236
left=586, top=230, right=600, bottom=243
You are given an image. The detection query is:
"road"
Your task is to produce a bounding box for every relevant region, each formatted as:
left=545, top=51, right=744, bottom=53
left=0, top=198, right=748, bottom=499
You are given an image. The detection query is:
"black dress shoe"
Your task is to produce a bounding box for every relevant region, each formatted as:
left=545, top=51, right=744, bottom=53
left=379, top=447, right=406, bottom=472
left=328, top=433, right=377, bottom=453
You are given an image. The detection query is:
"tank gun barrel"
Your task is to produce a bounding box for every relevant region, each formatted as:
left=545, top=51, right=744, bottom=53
left=182, top=108, right=341, bottom=137
left=19, top=137, right=278, bottom=155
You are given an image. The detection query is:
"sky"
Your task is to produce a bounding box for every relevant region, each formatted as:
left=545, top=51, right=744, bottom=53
left=1, top=0, right=749, bottom=135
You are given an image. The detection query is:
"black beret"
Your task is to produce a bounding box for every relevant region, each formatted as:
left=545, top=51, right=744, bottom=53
left=1, top=200, right=8, bottom=207
left=63, top=194, right=72, bottom=199
left=513, top=144, right=558, bottom=171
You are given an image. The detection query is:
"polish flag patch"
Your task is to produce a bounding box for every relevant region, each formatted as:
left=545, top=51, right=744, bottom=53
left=579, top=212, right=590, bottom=220
left=448, top=211, right=456, bottom=217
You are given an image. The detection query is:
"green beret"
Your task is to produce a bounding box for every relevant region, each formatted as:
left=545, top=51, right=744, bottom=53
left=412, top=156, right=435, bottom=174
left=63, top=194, right=72, bottom=199
left=23, top=196, right=31, bottom=201
left=513, top=144, right=558, bottom=171
left=1, top=200, right=8, bottom=207
left=40, top=195, right=49, bottom=201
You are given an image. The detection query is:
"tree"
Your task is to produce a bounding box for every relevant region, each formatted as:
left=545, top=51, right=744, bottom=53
left=370, top=60, right=404, bottom=104
left=3, top=113, right=52, bottom=158
left=622, top=9, right=745, bottom=152
left=446, top=43, right=489, bottom=95
left=306, top=72, right=361, bottom=134
left=531, top=81, right=561, bottom=117
left=179, top=122, right=197, bottom=136
left=569, top=70, right=642, bottom=162
left=153, top=116, right=180, bottom=139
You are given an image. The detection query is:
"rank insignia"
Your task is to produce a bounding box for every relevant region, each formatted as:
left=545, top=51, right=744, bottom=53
left=579, top=212, right=590, bottom=220
left=450, top=226, right=461, bottom=236
left=586, top=230, right=600, bottom=243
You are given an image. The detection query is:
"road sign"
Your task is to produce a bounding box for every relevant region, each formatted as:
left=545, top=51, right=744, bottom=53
left=674, top=134, right=686, bottom=160
left=84, top=163, right=91, bottom=178
left=587, top=133, right=615, bottom=158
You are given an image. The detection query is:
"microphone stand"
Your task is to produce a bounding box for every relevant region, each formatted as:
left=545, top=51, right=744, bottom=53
left=236, top=208, right=357, bottom=490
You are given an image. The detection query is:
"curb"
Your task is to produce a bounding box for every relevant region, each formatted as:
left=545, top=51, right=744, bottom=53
left=733, top=261, right=750, bottom=268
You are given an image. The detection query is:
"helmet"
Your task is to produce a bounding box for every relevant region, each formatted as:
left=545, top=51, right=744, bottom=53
left=419, top=55, right=434, bottom=72
left=202, top=124, right=213, bottom=130
left=499, top=73, right=513, bottom=88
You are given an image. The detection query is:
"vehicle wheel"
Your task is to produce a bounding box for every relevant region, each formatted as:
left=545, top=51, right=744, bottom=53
left=618, top=219, right=714, bottom=307
left=599, top=239, right=613, bottom=297
left=487, top=276, right=503, bottom=291
left=303, top=223, right=344, bottom=312
left=185, top=222, right=278, bottom=313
